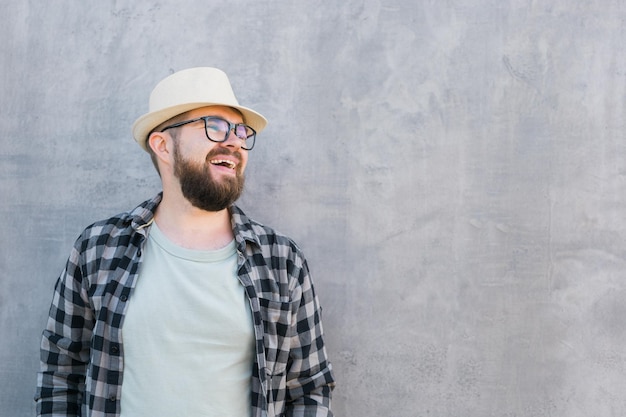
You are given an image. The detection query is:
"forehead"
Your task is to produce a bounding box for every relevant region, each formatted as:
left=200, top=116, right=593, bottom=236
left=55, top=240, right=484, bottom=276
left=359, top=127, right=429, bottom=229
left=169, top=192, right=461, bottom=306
left=184, top=105, right=244, bottom=122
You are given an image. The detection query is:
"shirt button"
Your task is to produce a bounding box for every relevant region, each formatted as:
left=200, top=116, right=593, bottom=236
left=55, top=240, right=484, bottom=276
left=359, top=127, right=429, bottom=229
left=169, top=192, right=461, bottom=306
left=111, top=345, right=119, bottom=354
left=108, top=395, right=116, bottom=402
left=120, top=295, right=128, bottom=302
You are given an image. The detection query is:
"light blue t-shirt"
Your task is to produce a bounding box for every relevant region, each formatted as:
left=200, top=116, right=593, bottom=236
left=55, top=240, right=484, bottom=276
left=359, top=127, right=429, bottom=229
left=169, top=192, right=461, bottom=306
left=120, top=221, right=254, bottom=417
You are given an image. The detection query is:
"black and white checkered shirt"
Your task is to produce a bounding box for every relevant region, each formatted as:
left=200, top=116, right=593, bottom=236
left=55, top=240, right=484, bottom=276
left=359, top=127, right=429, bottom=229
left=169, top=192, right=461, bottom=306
left=35, top=194, right=335, bottom=416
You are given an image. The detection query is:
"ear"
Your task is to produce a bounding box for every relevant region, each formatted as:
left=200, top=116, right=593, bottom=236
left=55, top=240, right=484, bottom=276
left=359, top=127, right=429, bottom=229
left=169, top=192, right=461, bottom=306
left=148, top=131, right=174, bottom=167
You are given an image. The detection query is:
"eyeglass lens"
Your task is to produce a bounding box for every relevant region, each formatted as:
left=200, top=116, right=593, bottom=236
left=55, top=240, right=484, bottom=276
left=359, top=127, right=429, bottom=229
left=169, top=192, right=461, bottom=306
left=205, top=118, right=255, bottom=149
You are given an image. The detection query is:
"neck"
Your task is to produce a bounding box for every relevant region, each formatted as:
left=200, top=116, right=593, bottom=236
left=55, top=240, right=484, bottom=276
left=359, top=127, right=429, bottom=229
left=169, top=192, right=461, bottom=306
left=154, top=190, right=235, bottom=251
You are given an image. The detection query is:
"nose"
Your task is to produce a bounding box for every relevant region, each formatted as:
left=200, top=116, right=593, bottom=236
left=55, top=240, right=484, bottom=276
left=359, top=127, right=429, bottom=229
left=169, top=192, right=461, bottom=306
left=222, top=128, right=245, bottom=149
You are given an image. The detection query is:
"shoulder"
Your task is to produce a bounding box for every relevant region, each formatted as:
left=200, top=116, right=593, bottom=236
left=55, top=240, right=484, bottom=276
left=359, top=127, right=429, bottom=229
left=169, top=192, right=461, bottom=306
left=77, top=210, right=137, bottom=242
left=231, top=205, right=309, bottom=275
left=74, top=194, right=160, bottom=251
left=231, top=205, right=303, bottom=253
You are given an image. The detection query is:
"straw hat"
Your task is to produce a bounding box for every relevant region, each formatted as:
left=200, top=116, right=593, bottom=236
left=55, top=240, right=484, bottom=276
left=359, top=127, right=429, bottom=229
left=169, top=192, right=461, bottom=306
left=132, top=67, right=267, bottom=151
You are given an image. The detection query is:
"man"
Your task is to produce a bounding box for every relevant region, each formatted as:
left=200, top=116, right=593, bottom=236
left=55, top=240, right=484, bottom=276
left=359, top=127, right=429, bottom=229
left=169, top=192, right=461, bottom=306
left=35, top=67, right=335, bottom=417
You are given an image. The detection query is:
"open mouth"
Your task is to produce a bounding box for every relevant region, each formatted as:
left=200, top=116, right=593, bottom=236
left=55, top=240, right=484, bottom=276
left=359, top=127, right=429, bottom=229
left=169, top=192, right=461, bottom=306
left=210, top=159, right=237, bottom=170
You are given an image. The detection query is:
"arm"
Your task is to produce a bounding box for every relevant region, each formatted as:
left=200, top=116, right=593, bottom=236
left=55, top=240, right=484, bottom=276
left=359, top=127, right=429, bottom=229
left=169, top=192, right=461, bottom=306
left=35, top=244, right=94, bottom=416
left=284, top=260, right=335, bottom=417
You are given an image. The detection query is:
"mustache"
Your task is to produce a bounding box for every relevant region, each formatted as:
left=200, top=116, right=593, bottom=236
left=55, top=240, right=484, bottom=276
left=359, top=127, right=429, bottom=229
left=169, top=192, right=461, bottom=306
left=205, top=148, right=242, bottom=163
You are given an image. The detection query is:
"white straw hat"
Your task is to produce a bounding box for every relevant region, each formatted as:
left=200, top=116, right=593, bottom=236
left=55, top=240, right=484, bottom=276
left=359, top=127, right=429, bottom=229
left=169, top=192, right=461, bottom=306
left=132, top=67, right=267, bottom=151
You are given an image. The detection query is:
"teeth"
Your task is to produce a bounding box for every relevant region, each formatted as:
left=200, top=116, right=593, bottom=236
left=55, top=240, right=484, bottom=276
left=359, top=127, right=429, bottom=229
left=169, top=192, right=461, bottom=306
left=210, top=159, right=236, bottom=169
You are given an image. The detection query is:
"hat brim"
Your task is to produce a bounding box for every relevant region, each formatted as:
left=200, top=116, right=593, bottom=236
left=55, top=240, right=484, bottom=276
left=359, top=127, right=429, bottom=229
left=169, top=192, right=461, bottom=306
left=132, top=102, right=267, bottom=152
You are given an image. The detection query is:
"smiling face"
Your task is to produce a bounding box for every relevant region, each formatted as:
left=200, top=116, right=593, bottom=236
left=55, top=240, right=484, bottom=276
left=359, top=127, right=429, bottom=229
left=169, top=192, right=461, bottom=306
left=169, top=106, right=249, bottom=212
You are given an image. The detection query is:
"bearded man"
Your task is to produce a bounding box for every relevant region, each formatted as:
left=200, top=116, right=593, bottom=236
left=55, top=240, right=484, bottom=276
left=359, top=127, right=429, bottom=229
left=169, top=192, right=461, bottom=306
left=35, top=67, right=335, bottom=417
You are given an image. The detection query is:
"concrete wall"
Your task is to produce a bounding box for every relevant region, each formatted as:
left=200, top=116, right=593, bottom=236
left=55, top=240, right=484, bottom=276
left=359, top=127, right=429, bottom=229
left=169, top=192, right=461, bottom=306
left=2, top=1, right=626, bottom=416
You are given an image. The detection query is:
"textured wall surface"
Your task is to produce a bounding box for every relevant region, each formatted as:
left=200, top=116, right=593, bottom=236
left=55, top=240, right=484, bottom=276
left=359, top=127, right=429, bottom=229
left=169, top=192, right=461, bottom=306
left=2, top=1, right=626, bottom=416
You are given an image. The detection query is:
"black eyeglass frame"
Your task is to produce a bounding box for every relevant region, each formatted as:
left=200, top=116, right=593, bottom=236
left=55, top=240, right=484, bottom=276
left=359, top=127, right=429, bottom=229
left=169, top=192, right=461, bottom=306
left=160, top=116, right=257, bottom=150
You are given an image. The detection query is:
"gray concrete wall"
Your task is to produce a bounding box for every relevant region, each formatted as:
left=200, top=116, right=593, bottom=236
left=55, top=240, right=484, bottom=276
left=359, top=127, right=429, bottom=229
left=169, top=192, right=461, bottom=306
left=2, top=1, right=625, bottom=416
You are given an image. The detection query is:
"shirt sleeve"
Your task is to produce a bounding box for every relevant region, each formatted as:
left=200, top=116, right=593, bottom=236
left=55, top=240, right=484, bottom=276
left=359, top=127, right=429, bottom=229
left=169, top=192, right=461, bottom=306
left=35, top=241, right=94, bottom=416
left=284, top=258, right=335, bottom=417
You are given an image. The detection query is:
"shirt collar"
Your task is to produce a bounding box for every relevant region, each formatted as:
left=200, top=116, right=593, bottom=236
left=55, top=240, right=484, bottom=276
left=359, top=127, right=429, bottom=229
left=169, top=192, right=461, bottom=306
left=230, top=205, right=262, bottom=251
left=129, top=193, right=262, bottom=250
left=129, top=193, right=162, bottom=231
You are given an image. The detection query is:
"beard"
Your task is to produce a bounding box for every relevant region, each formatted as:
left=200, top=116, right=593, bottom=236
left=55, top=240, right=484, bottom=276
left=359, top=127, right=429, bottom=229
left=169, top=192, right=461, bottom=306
left=173, top=142, right=245, bottom=212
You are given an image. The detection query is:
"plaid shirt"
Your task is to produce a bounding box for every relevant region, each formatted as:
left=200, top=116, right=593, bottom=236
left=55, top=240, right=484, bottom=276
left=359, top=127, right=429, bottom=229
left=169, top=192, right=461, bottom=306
left=35, top=194, right=335, bottom=417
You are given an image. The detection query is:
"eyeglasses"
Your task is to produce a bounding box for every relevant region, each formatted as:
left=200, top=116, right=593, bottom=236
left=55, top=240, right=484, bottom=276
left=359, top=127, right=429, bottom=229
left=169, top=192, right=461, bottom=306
left=160, top=116, right=257, bottom=150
